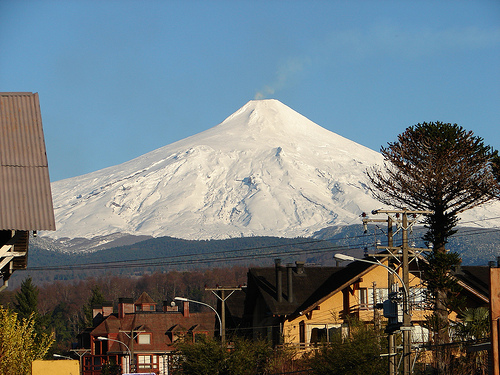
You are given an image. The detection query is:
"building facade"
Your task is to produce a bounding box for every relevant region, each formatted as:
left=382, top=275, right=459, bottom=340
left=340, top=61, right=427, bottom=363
left=80, top=292, right=216, bottom=375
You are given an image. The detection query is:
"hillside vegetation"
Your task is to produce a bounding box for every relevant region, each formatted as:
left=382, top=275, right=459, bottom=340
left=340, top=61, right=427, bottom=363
left=12, top=225, right=498, bottom=288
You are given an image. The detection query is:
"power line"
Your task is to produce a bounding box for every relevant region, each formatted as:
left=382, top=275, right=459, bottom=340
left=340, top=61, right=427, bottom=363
left=25, top=240, right=362, bottom=271
left=23, top=216, right=500, bottom=272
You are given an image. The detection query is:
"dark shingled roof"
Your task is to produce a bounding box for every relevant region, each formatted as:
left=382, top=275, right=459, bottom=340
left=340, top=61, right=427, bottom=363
left=247, top=256, right=490, bottom=319
left=453, top=265, right=490, bottom=303
left=248, top=260, right=377, bottom=318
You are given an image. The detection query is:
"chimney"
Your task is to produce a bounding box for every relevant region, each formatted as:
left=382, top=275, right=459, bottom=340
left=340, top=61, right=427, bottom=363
left=295, top=261, right=305, bottom=275
left=102, top=301, right=113, bottom=317
left=287, top=263, right=294, bottom=303
left=163, top=301, right=179, bottom=312
left=118, top=298, right=134, bottom=319
left=92, top=302, right=113, bottom=326
left=183, top=301, right=190, bottom=317
left=92, top=305, right=102, bottom=319
left=275, top=259, right=283, bottom=302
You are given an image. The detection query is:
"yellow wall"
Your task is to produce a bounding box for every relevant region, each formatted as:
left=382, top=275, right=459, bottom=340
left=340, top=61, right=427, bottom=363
left=32, top=360, right=80, bottom=375
left=283, top=261, right=432, bottom=346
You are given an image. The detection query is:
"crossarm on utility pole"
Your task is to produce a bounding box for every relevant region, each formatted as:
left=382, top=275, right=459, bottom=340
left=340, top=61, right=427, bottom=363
left=206, top=286, right=244, bottom=345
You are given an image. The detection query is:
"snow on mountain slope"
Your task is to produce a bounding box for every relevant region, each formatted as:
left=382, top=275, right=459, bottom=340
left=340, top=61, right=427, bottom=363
left=45, top=99, right=500, bottom=243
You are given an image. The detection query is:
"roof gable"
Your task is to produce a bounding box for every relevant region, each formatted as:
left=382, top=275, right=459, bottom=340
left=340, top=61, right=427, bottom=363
left=135, top=291, right=156, bottom=305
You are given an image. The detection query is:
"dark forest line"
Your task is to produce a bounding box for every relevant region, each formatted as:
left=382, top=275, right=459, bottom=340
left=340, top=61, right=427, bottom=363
left=6, top=225, right=497, bottom=289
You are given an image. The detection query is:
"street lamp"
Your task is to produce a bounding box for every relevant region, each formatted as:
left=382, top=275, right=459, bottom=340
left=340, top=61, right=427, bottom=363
left=333, top=253, right=410, bottom=305
left=97, top=336, right=132, bottom=373
left=174, top=296, right=223, bottom=340
left=53, top=354, right=73, bottom=360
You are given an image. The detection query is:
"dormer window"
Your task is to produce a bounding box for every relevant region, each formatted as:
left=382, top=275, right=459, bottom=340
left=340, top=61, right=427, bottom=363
left=137, top=333, right=151, bottom=345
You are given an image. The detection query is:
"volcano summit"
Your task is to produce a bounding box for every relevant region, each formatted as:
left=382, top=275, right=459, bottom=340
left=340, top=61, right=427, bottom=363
left=48, top=100, right=386, bottom=241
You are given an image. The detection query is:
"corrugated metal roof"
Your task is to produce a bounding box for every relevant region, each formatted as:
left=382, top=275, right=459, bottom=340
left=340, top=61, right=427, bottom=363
left=0, top=92, right=55, bottom=231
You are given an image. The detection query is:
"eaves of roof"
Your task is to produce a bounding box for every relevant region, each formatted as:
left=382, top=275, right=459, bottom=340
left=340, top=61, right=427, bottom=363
left=293, top=260, right=377, bottom=319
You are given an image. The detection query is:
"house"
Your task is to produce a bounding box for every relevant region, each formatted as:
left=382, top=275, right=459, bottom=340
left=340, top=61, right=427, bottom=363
left=242, top=257, right=490, bottom=349
left=79, top=292, right=216, bottom=375
left=0, top=92, right=55, bottom=291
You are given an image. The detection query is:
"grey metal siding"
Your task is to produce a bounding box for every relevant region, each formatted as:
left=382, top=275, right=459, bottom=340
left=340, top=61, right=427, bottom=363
left=0, top=92, right=56, bottom=231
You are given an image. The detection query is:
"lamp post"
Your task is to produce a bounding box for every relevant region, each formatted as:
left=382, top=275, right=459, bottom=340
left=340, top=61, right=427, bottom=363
left=333, top=254, right=409, bottom=301
left=334, top=253, right=412, bottom=374
left=174, top=296, right=224, bottom=343
left=97, top=336, right=132, bottom=373
left=53, top=354, right=73, bottom=360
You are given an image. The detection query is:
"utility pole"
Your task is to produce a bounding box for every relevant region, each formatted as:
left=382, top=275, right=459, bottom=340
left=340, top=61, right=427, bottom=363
left=362, top=214, right=396, bottom=375
left=205, top=286, right=244, bottom=344
left=401, top=211, right=412, bottom=375
left=70, top=349, right=89, bottom=375
left=120, top=327, right=143, bottom=373
left=364, top=208, right=433, bottom=375
left=489, top=258, right=500, bottom=375
left=387, top=216, right=397, bottom=375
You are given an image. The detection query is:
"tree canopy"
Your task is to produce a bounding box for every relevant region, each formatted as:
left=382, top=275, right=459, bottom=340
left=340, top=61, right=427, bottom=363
left=367, top=122, right=498, bottom=372
left=0, top=307, right=54, bottom=375
left=306, top=319, right=385, bottom=375
left=367, top=121, right=498, bottom=251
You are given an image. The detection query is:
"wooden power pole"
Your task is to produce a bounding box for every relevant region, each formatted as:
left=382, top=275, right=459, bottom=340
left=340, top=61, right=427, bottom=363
left=205, top=286, right=244, bottom=344
left=490, top=260, right=500, bottom=375
left=364, top=208, right=433, bottom=375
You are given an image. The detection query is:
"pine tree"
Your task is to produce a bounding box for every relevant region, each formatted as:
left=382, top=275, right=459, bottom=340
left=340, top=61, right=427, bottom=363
left=80, top=285, right=106, bottom=328
left=14, top=277, right=39, bottom=321
left=13, top=276, right=49, bottom=341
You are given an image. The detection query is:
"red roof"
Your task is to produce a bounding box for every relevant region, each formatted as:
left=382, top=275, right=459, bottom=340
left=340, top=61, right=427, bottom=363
left=135, top=292, right=156, bottom=305
left=92, top=310, right=216, bottom=353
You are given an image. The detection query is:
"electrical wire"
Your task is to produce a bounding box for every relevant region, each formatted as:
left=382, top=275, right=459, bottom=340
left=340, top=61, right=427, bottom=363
left=23, top=216, right=500, bottom=272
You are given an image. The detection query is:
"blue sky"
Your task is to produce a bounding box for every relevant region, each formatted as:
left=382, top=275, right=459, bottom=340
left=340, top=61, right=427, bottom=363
left=1, top=0, right=499, bottom=182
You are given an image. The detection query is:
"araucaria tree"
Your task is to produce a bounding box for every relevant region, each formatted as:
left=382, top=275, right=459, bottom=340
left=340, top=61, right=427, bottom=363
left=367, top=122, right=498, bottom=367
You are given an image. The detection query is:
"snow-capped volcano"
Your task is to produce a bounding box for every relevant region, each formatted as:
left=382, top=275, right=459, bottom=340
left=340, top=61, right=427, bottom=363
left=47, top=99, right=383, bottom=241
left=45, top=99, right=500, bottom=243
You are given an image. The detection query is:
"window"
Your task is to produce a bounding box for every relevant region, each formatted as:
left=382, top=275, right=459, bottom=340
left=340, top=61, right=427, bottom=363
left=358, top=288, right=368, bottom=309
left=308, top=324, right=342, bottom=344
left=137, top=333, right=151, bottom=345
left=366, top=288, right=390, bottom=308
left=299, top=321, right=305, bottom=344
left=137, top=355, right=157, bottom=369
left=310, top=328, right=325, bottom=343
left=410, top=287, right=426, bottom=308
